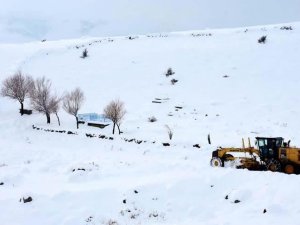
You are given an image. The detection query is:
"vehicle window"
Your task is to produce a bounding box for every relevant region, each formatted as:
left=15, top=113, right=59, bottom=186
left=258, top=139, right=266, bottom=147
left=276, top=139, right=282, bottom=147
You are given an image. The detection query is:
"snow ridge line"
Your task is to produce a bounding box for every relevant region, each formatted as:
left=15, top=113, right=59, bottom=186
left=32, top=125, right=202, bottom=149
left=32, top=124, right=149, bottom=145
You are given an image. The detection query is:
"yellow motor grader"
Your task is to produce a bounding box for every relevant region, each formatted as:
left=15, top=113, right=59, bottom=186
left=210, top=137, right=300, bottom=174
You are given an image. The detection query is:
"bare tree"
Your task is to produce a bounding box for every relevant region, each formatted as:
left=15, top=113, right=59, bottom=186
left=30, top=77, right=60, bottom=124
left=52, top=96, right=62, bottom=126
left=104, top=99, right=126, bottom=134
left=63, top=88, right=85, bottom=129
left=1, top=71, right=33, bottom=115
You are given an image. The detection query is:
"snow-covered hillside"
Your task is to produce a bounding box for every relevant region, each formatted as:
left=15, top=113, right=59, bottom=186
left=1, top=22, right=300, bottom=225
left=1, top=0, right=300, bottom=43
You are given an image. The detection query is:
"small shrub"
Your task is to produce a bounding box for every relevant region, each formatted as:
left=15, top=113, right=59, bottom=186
left=21, top=196, right=33, bottom=203
left=107, top=219, right=118, bottom=225
left=148, top=116, right=157, bottom=122
left=280, top=26, right=293, bottom=30
left=171, top=79, right=178, bottom=85
left=165, top=125, right=173, bottom=140
left=258, top=36, right=267, bottom=44
left=81, top=48, right=88, bottom=58
left=263, top=209, right=267, bottom=213
left=165, top=68, right=175, bottom=77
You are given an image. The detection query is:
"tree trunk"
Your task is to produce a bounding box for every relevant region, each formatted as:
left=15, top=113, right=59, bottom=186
left=116, top=124, right=121, bottom=134
left=76, top=116, right=79, bottom=129
left=112, top=123, right=116, bottom=134
left=46, top=112, right=51, bottom=124
left=20, top=102, right=24, bottom=116
left=55, top=112, right=60, bottom=126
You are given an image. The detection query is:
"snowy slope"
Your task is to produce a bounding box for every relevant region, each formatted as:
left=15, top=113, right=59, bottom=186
left=1, top=0, right=300, bottom=43
left=1, top=22, right=300, bottom=225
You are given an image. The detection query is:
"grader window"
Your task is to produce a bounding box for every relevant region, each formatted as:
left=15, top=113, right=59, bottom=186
left=276, top=139, right=283, bottom=147
left=258, top=139, right=266, bottom=147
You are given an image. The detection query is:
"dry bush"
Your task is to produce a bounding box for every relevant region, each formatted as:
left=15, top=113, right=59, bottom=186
left=30, top=77, right=60, bottom=124
left=165, top=125, right=173, bottom=140
left=258, top=36, right=267, bottom=44
left=63, top=88, right=85, bottom=129
left=107, top=219, right=118, bottom=225
left=1, top=71, right=34, bottom=115
left=148, top=116, right=157, bottom=122
left=81, top=49, right=88, bottom=58
left=280, top=26, right=293, bottom=30
left=170, top=79, right=178, bottom=85
left=104, top=99, right=126, bottom=134
left=165, top=68, right=175, bottom=77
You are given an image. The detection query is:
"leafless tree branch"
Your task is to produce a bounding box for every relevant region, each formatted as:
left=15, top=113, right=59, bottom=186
left=63, top=87, right=85, bottom=129
left=104, top=99, right=126, bottom=134
left=30, top=77, right=59, bottom=124
left=1, top=71, right=34, bottom=115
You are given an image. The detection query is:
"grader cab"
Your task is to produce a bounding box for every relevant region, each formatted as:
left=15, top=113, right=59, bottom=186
left=210, top=137, right=300, bottom=174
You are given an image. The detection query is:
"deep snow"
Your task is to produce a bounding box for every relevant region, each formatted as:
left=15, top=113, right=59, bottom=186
left=0, top=22, right=300, bottom=225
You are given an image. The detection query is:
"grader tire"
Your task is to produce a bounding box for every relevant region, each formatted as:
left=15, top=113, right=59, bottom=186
left=267, top=159, right=281, bottom=172
left=210, top=157, right=223, bottom=167
left=284, top=164, right=294, bottom=174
